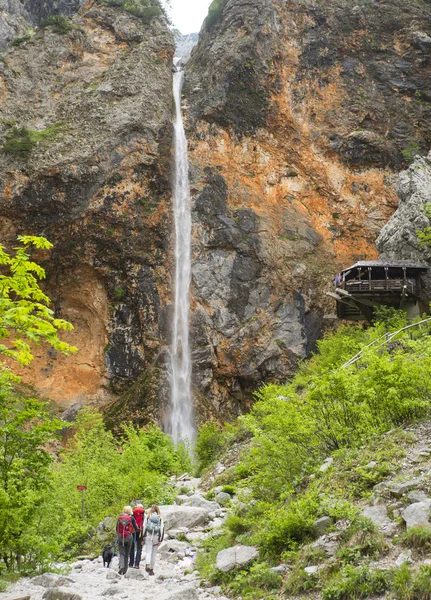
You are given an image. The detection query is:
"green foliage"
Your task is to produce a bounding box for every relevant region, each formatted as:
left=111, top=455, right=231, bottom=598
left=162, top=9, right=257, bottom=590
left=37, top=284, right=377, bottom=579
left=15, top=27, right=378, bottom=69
left=0, top=236, right=77, bottom=368
left=205, top=0, right=228, bottom=29
left=196, top=314, right=431, bottom=587
left=0, top=384, right=63, bottom=571
left=392, top=563, right=431, bottom=600
left=322, top=564, right=390, bottom=599
left=11, top=33, right=33, bottom=46
left=113, top=287, right=126, bottom=301
left=228, top=562, right=282, bottom=600
left=2, top=124, right=63, bottom=158
left=30, top=409, right=189, bottom=561
left=402, top=140, right=420, bottom=163
left=221, top=484, right=236, bottom=495
left=195, top=420, right=225, bottom=473
left=100, top=0, right=162, bottom=22
left=401, top=527, right=431, bottom=555
left=39, top=16, right=74, bottom=34
left=417, top=203, right=431, bottom=248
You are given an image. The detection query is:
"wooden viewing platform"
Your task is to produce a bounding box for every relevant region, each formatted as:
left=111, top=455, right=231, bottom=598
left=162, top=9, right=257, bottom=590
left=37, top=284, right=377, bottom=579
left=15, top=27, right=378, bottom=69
left=328, top=260, right=429, bottom=321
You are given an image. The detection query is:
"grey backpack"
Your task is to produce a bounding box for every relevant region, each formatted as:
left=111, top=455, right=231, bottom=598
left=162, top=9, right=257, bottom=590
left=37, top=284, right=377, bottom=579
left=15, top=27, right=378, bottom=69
left=146, top=513, right=161, bottom=535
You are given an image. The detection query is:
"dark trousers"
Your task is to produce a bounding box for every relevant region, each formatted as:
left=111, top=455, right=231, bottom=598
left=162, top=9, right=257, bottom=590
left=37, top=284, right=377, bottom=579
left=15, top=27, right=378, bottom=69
left=129, top=533, right=143, bottom=567
left=118, top=535, right=133, bottom=574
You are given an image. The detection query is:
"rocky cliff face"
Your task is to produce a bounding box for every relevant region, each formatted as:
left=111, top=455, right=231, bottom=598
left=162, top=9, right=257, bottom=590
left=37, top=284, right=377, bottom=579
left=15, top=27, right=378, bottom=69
left=377, top=152, right=431, bottom=263
left=0, top=1, right=175, bottom=419
left=1, top=0, right=431, bottom=426
left=185, top=0, right=431, bottom=417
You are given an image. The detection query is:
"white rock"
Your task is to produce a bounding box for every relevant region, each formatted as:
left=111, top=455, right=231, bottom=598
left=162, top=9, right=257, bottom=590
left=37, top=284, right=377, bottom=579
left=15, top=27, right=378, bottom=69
left=319, top=458, right=334, bottom=472
left=395, top=550, right=413, bottom=567
left=182, top=495, right=221, bottom=512
left=160, top=505, right=209, bottom=530
left=402, top=500, right=431, bottom=529
left=304, top=566, right=319, bottom=575
left=216, top=545, right=258, bottom=572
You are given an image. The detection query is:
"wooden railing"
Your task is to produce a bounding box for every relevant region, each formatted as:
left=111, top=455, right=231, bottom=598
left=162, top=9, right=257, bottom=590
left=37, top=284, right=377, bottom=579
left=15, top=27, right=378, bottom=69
left=337, top=279, right=419, bottom=296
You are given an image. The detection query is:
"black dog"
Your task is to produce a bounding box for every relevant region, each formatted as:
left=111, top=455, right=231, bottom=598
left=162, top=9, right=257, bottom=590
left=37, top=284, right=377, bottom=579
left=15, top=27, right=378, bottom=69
left=102, top=545, right=113, bottom=568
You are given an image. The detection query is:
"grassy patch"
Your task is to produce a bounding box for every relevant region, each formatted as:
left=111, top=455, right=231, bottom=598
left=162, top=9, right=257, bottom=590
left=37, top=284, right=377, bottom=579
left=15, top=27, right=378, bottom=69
left=100, top=0, right=162, bottom=22
left=401, top=527, right=431, bottom=555
left=392, top=563, right=431, bottom=600
left=113, top=287, right=126, bottom=301
left=322, top=564, right=390, bottom=600
left=40, top=16, right=75, bottom=34
left=1, top=123, right=63, bottom=158
left=11, top=33, right=33, bottom=46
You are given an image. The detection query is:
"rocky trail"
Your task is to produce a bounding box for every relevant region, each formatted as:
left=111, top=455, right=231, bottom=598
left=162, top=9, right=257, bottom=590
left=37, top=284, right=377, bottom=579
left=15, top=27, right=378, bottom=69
left=2, top=478, right=229, bottom=600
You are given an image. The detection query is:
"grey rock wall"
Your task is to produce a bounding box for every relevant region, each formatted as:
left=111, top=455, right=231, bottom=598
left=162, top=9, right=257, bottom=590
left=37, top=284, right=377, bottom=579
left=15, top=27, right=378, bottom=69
left=377, top=152, right=431, bottom=263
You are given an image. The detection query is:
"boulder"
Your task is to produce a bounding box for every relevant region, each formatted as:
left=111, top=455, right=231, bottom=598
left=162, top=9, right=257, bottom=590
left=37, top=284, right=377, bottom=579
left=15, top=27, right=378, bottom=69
left=304, top=565, right=319, bottom=575
left=215, top=492, right=231, bottom=506
left=402, top=500, right=431, bottom=529
left=361, top=505, right=395, bottom=533
left=43, top=589, right=82, bottom=600
left=32, top=574, right=73, bottom=588
left=160, top=505, right=209, bottom=530
left=124, top=569, right=145, bottom=580
left=1, top=596, right=31, bottom=600
left=181, top=495, right=221, bottom=512
left=102, top=588, right=121, bottom=596
left=395, top=550, right=413, bottom=567
left=407, top=491, right=429, bottom=503
left=158, top=585, right=199, bottom=600
left=389, top=479, right=423, bottom=498
left=312, top=536, right=338, bottom=557
left=313, top=516, right=333, bottom=536
left=158, top=540, right=190, bottom=557
left=216, top=545, right=258, bottom=572
left=106, top=571, right=120, bottom=580
left=270, top=564, right=288, bottom=574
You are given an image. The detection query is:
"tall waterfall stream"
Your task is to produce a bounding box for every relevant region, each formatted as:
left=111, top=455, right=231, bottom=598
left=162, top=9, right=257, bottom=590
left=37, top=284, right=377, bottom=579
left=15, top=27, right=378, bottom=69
left=169, top=61, right=195, bottom=443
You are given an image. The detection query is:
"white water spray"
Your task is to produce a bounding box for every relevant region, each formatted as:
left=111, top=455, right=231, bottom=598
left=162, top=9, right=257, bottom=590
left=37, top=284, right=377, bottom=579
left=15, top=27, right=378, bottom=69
left=169, top=61, right=195, bottom=443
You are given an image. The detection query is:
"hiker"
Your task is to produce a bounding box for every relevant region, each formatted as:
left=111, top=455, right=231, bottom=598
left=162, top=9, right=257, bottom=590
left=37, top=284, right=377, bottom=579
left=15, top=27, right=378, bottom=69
left=130, top=503, right=145, bottom=568
left=143, top=505, right=164, bottom=575
left=116, top=506, right=135, bottom=575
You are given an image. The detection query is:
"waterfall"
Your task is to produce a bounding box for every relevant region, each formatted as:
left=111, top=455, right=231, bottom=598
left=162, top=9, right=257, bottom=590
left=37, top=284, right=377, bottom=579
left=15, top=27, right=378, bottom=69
left=169, top=61, right=195, bottom=444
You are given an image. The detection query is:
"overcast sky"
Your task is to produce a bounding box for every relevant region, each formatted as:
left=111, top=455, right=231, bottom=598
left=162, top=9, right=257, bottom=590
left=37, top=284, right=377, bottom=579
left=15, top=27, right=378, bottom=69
left=167, top=0, right=212, bottom=34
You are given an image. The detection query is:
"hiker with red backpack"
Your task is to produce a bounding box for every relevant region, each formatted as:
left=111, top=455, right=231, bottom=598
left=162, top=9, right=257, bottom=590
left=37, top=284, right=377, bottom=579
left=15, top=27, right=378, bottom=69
left=129, top=503, right=145, bottom=568
left=116, top=506, right=136, bottom=575
left=143, top=504, right=164, bottom=575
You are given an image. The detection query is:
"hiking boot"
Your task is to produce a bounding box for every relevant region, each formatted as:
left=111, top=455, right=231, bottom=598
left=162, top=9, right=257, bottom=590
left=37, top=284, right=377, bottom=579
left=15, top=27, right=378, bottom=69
left=145, top=565, right=150, bottom=573
left=148, top=568, right=154, bottom=576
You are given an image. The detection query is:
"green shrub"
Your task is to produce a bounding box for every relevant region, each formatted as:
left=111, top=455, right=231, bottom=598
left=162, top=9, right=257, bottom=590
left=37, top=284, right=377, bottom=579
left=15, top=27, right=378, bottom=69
left=40, top=16, right=74, bottom=34
left=100, top=0, right=162, bottom=23
left=221, top=484, right=236, bottom=495
left=228, top=562, right=282, bottom=600
left=256, top=494, right=320, bottom=558
left=113, top=287, right=126, bottom=301
left=205, top=0, right=228, bottom=29
left=392, top=563, right=431, bottom=600
left=225, top=514, right=248, bottom=536
left=11, top=34, right=33, bottom=46
left=401, top=527, right=431, bottom=555
left=2, top=123, right=63, bottom=158
left=402, top=140, right=420, bottom=163
left=195, top=420, right=225, bottom=473
left=322, top=564, right=390, bottom=600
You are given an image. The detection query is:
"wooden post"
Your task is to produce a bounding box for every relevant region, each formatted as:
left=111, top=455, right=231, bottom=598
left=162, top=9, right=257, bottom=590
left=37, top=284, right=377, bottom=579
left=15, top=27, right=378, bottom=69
left=385, top=267, right=388, bottom=290
left=368, top=267, right=372, bottom=291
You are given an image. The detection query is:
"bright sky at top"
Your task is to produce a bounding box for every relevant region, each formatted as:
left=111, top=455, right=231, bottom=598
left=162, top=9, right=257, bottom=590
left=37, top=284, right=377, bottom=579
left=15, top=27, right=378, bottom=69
left=166, top=0, right=212, bottom=34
